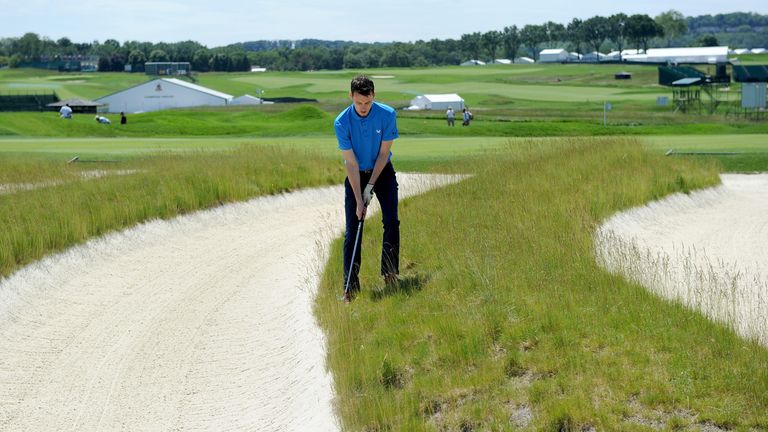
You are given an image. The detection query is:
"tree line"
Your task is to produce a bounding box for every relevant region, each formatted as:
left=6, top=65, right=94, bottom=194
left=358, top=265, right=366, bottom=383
left=0, top=11, right=765, bottom=72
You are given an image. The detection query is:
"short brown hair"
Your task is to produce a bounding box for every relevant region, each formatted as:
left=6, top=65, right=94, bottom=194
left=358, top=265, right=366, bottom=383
left=350, top=75, right=374, bottom=96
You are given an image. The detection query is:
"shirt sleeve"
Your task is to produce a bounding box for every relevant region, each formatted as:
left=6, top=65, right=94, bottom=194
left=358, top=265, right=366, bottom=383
left=334, top=119, right=352, bottom=151
left=382, top=110, right=399, bottom=141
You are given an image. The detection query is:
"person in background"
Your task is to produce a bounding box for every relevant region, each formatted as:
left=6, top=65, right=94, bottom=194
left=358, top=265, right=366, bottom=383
left=462, top=108, right=470, bottom=126
left=59, top=104, right=72, bottom=119
left=446, top=106, right=455, bottom=126
left=120, top=112, right=127, bottom=125
left=95, top=115, right=111, bottom=124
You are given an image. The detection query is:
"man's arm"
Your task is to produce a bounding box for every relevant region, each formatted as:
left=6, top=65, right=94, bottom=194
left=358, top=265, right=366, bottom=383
left=367, top=139, right=394, bottom=187
left=342, top=149, right=366, bottom=220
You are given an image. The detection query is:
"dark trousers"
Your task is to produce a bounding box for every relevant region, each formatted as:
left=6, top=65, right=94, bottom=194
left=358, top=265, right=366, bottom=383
left=343, top=162, right=400, bottom=290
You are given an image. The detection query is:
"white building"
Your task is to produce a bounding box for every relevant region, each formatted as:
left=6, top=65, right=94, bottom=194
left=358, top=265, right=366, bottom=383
left=513, top=57, right=535, bottom=64
left=96, top=78, right=233, bottom=113
left=623, top=46, right=729, bottom=64
left=539, top=49, right=569, bottom=63
left=647, top=46, right=729, bottom=63
left=407, top=94, right=465, bottom=111
left=230, top=94, right=273, bottom=105
left=582, top=51, right=607, bottom=62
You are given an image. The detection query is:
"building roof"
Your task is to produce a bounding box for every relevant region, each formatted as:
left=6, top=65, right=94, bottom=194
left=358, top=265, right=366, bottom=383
left=540, top=49, right=567, bottom=55
left=418, top=94, right=464, bottom=102
left=96, top=78, right=232, bottom=102
left=672, top=77, right=702, bottom=86
left=47, top=98, right=103, bottom=107
left=230, top=94, right=273, bottom=105
left=162, top=78, right=233, bottom=100
left=646, top=46, right=729, bottom=57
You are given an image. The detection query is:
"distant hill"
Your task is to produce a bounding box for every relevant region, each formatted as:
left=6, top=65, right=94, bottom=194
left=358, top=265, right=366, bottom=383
left=684, top=12, right=768, bottom=48
left=234, top=39, right=386, bottom=52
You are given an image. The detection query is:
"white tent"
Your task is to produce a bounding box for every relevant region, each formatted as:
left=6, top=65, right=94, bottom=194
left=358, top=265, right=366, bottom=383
left=539, top=49, right=568, bottom=63
left=623, top=46, right=729, bottom=64
left=460, top=59, right=485, bottom=66
left=407, top=94, right=464, bottom=111
left=733, top=48, right=750, bottom=55
left=230, top=94, right=273, bottom=105
left=491, top=59, right=512, bottom=65
left=582, top=51, right=607, bottom=62
left=751, top=48, right=766, bottom=54
left=513, top=57, right=535, bottom=64
left=96, top=78, right=233, bottom=113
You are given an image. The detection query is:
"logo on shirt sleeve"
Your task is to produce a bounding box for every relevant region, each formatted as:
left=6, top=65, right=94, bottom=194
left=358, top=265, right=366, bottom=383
left=376, top=129, right=381, bottom=134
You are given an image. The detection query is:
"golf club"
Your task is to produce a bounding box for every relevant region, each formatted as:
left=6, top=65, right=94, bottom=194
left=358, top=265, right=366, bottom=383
left=343, top=217, right=363, bottom=302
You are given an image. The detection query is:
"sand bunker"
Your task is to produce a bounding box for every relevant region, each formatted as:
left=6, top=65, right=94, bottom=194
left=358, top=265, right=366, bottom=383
left=0, top=173, right=464, bottom=431
left=0, top=170, right=137, bottom=195
left=596, top=174, right=768, bottom=345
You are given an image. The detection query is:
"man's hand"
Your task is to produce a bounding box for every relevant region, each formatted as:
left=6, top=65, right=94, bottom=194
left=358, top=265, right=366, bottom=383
left=363, top=183, right=374, bottom=207
left=356, top=201, right=367, bottom=220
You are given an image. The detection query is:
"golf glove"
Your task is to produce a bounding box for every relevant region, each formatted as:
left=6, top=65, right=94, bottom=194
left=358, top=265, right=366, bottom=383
left=363, top=183, right=374, bottom=206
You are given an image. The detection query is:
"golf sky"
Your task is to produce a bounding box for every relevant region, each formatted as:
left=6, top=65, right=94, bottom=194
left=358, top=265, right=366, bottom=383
left=1, top=0, right=766, bottom=46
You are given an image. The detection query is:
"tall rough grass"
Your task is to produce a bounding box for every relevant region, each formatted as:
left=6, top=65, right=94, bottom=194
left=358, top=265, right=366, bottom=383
left=315, top=137, right=768, bottom=430
left=0, top=145, right=342, bottom=277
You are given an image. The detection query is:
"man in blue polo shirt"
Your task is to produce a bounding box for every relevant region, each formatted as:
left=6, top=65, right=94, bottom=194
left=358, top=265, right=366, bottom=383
left=334, top=75, right=400, bottom=301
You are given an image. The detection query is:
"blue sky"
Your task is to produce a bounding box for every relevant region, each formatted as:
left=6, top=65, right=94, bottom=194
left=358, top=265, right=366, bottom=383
left=1, top=0, right=765, bottom=46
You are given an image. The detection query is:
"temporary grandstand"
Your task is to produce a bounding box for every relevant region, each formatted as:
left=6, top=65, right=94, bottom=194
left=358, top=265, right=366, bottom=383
left=47, top=98, right=103, bottom=114
left=145, top=62, right=191, bottom=76
left=658, top=65, right=732, bottom=114
left=0, top=92, right=59, bottom=112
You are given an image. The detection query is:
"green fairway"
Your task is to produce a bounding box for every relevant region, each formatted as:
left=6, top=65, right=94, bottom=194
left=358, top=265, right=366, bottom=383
left=201, top=65, right=664, bottom=106
left=643, top=134, right=768, bottom=152
left=0, top=69, right=148, bottom=100
left=0, top=64, right=669, bottom=110
left=1, top=65, right=762, bottom=130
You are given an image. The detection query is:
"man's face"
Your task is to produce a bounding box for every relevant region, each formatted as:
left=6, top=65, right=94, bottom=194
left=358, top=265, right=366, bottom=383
left=350, top=91, right=375, bottom=117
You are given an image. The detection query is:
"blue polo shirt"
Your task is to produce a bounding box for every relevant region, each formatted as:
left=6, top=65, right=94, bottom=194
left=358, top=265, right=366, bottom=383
left=334, top=102, right=399, bottom=171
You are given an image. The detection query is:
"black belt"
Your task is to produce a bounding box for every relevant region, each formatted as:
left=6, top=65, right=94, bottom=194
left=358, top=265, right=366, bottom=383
left=360, top=169, right=373, bottom=174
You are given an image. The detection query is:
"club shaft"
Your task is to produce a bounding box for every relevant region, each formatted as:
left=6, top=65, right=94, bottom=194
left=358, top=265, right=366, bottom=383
left=344, top=219, right=363, bottom=295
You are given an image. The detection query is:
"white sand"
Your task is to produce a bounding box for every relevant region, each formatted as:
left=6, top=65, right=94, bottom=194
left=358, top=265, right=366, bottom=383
left=0, top=170, right=137, bottom=195
left=0, top=173, right=464, bottom=431
left=596, top=174, right=768, bottom=344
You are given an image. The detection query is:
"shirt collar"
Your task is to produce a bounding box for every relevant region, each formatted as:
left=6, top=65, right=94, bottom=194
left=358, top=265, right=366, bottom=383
left=352, top=102, right=374, bottom=120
